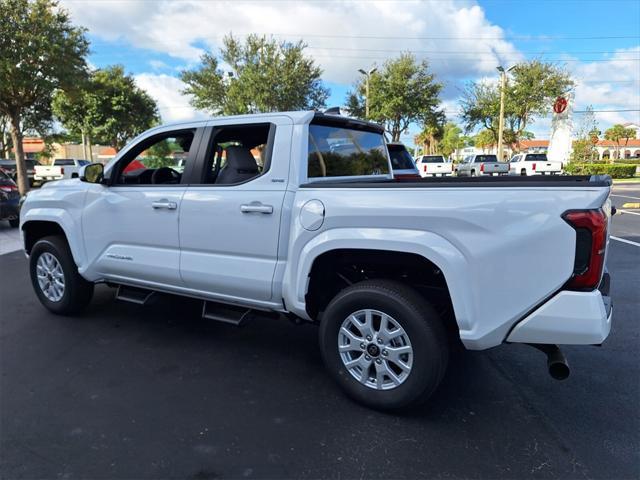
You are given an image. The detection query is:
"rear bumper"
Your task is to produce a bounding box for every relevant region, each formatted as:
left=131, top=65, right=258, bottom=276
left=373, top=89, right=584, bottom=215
left=506, top=286, right=612, bottom=345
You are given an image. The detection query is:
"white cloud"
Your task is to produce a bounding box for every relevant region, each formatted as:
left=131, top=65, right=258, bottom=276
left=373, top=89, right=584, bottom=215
left=148, top=59, right=170, bottom=71
left=60, top=0, right=638, bottom=136
left=570, top=46, right=640, bottom=127
left=61, top=0, right=522, bottom=86
left=134, top=73, right=207, bottom=123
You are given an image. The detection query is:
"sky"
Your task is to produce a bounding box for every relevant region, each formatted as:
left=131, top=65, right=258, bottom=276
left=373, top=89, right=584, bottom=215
left=58, top=0, right=640, bottom=146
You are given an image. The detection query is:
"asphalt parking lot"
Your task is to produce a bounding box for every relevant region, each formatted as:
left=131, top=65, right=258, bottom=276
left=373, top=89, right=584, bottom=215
left=1, top=185, right=639, bottom=479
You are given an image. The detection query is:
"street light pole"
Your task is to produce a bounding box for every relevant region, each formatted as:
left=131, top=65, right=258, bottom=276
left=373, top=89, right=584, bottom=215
left=358, top=67, right=377, bottom=119
left=496, top=65, right=515, bottom=162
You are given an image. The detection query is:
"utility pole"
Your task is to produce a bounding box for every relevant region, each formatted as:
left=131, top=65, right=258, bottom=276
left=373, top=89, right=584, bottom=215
left=358, top=67, right=377, bottom=119
left=496, top=65, right=515, bottom=161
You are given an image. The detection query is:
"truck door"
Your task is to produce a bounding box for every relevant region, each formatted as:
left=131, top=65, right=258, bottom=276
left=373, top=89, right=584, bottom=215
left=179, top=117, right=293, bottom=303
left=82, top=127, right=203, bottom=287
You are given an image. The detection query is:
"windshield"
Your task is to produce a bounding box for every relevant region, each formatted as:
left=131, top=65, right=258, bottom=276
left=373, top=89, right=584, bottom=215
left=388, top=145, right=416, bottom=170
left=421, top=155, right=445, bottom=163
left=476, top=155, right=498, bottom=162
left=525, top=154, right=548, bottom=161
left=307, top=123, right=389, bottom=178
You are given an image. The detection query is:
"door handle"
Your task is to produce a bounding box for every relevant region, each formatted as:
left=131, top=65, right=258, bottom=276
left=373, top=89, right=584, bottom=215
left=240, top=202, right=273, bottom=214
left=152, top=200, right=177, bottom=210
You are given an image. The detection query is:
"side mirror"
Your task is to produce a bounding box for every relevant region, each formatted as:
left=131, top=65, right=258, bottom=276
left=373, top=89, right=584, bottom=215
left=80, top=163, right=104, bottom=184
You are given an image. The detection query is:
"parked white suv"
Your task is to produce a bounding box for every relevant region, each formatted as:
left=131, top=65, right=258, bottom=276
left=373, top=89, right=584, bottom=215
left=20, top=112, right=613, bottom=410
left=509, top=153, right=563, bottom=176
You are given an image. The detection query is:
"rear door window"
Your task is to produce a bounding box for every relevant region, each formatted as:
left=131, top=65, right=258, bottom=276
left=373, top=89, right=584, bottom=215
left=476, top=155, right=498, bottom=163
left=525, top=154, right=547, bottom=162
left=307, top=123, right=389, bottom=179
left=421, top=155, right=445, bottom=163
left=54, top=159, right=75, bottom=166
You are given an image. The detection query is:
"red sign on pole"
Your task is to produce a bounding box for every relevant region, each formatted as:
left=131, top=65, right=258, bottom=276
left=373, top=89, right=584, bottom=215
left=553, top=96, right=568, bottom=114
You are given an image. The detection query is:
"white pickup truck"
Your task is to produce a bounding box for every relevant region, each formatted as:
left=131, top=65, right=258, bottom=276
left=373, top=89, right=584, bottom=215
left=20, top=112, right=613, bottom=410
left=34, top=158, right=89, bottom=183
left=457, top=154, right=510, bottom=176
left=509, top=152, right=564, bottom=176
left=415, top=154, right=454, bottom=177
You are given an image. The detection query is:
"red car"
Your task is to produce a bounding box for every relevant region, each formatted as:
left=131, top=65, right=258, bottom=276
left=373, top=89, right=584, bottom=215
left=0, top=168, right=20, bottom=227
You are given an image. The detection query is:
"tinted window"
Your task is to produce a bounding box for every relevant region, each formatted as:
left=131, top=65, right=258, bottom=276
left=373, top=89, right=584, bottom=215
left=308, top=124, right=389, bottom=178
left=116, top=130, right=195, bottom=185
left=475, top=155, right=498, bottom=163
left=525, top=154, right=547, bottom=161
left=421, top=155, right=445, bottom=163
left=388, top=145, right=416, bottom=170
left=0, top=169, right=10, bottom=181
left=54, top=159, right=76, bottom=166
left=202, top=123, right=271, bottom=185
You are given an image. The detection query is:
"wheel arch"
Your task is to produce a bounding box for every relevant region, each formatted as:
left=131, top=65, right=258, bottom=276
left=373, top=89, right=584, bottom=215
left=22, top=212, right=85, bottom=268
left=283, top=228, right=472, bottom=337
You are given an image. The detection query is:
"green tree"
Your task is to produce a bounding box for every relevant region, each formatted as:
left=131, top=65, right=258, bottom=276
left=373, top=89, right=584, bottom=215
left=181, top=34, right=329, bottom=115
left=440, top=123, right=466, bottom=158
left=474, top=129, right=496, bottom=152
left=604, top=124, right=635, bottom=162
left=414, top=121, right=444, bottom=156
left=460, top=60, right=573, bottom=151
left=53, top=66, right=159, bottom=153
left=346, top=53, right=443, bottom=141
left=0, top=0, right=89, bottom=194
left=571, top=106, right=600, bottom=163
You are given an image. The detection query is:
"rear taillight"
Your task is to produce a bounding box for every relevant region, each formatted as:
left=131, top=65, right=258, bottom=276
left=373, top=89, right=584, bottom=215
left=562, top=209, right=608, bottom=291
left=0, top=185, right=17, bottom=193
left=480, top=163, right=484, bottom=172
left=532, top=163, right=536, bottom=171
left=61, top=167, right=65, bottom=175
left=423, top=165, right=427, bottom=172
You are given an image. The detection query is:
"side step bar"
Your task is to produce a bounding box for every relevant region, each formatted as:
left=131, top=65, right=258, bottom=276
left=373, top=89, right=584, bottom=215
left=115, top=285, right=155, bottom=305
left=202, top=301, right=252, bottom=326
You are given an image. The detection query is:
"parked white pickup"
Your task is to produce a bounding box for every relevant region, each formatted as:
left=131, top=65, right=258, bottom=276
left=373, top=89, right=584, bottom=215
left=509, top=153, right=564, bottom=176
left=34, top=158, right=89, bottom=183
left=415, top=155, right=453, bottom=177
left=456, top=154, right=510, bottom=176
left=20, top=111, right=613, bottom=410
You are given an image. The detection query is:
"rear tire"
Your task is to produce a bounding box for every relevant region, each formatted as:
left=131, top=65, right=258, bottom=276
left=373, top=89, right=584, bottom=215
left=29, top=235, right=94, bottom=315
left=520, top=169, right=527, bottom=176
left=319, top=279, right=448, bottom=410
left=470, top=170, right=476, bottom=177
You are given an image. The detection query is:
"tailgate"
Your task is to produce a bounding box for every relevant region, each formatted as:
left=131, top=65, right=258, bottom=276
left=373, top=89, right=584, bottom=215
left=536, top=162, right=562, bottom=173
left=483, top=163, right=509, bottom=173
left=424, top=163, right=452, bottom=174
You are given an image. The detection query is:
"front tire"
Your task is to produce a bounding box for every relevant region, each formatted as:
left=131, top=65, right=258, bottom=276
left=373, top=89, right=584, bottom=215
left=30, top=235, right=94, bottom=315
left=319, top=280, right=448, bottom=410
left=9, top=218, right=19, bottom=228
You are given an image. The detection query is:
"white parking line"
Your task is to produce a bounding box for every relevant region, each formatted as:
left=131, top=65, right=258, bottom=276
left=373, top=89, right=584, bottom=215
left=611, top=236, right=640, bottom=248
left=618, top=209, right=640, bottom=216
left=611, top=194, right=640, bottom=201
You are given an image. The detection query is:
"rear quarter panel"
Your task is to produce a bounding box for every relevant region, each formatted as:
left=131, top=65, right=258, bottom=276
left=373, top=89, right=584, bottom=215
left=284, top=185, right=610, bottom=349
